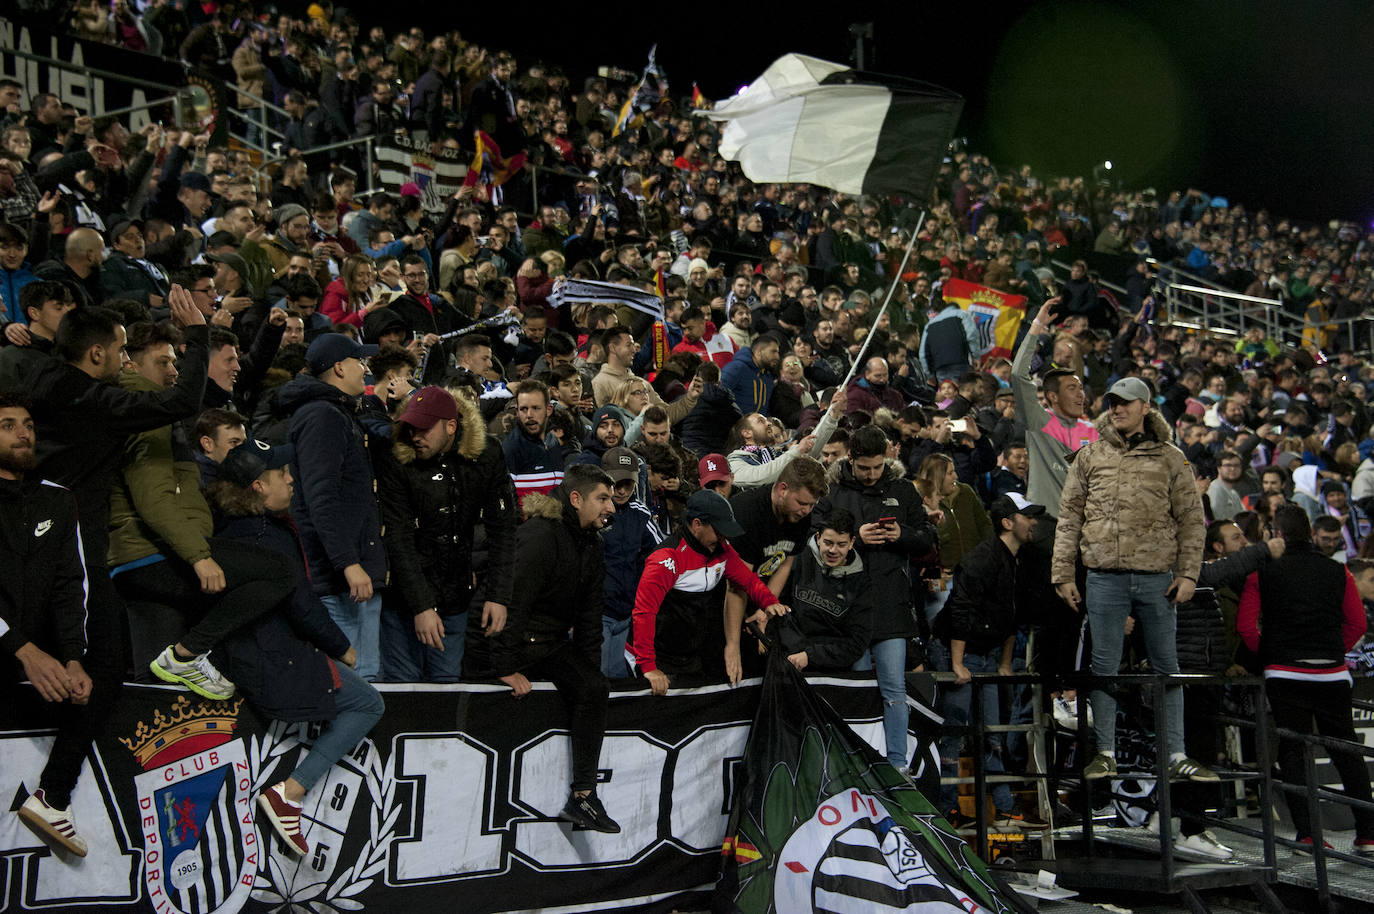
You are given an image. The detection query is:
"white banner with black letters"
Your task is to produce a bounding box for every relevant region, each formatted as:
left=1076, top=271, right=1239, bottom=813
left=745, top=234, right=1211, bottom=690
left=0, top=677, right=937, bottom=913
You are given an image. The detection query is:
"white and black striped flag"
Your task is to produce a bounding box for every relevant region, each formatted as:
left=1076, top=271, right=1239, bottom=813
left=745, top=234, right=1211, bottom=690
left=547, top=278, right=664, bottom=322
left=701, top=54, right=962, bottom=199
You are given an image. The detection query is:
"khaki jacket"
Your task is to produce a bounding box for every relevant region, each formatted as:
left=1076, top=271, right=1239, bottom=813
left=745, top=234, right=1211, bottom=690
left=1052, top=409, right=1204, bottom=584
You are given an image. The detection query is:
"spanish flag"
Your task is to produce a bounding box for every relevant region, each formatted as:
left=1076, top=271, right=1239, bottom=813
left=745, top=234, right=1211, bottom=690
left=939, top=277, right=1027, bottom=360
left=721, top=835, right=762, bottom=865
left=692, top=83, right=708, bottom=110
left=611, top=92, right=639, bottom=138
left=463, top=130, right=527, bottom=188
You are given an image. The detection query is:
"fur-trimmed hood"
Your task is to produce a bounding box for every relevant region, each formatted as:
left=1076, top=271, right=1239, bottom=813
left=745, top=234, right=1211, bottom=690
left=391, top=389, right=487, bottom=465
left=522, top=490, right=565, bottom=521
left=826, top=454, right=907, bottom=488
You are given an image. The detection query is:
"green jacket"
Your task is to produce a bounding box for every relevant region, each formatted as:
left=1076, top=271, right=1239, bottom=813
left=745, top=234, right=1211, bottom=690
left=107, top=370, right=214, bottom=568
left=937, top=482, right=992, bottom=570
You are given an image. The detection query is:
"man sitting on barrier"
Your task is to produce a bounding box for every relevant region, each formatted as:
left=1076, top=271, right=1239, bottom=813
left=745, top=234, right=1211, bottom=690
left=1, top=398, right=100, bottom=858
left=491, top=465, right=621, bottom=834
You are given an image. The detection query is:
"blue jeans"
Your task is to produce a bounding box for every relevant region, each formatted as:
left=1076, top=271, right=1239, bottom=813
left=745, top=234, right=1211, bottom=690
left=290, top=662, right=385, bottom=791
left=379, top=605, right=465, bottom=683
left=601, top=616, right=630, bottom=680
left=320, top=593, right=383, bottom=682
left=1084, top=571, right=1184, bottom=757
left=854, top=638, right=909, bottom=768
left=928, top=640, right=1016, bottom=814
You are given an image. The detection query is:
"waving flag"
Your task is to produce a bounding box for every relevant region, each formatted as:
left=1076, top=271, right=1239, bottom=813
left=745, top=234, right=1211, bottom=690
left=463, top=130, right=527, bottom=189
left=702, top=53, right=961, bottom=198
left=713, top=649, right=1018, bottom=913
left=939, top=278, right=1028, bottom=360
left=692, top=82, right=708, bottom=110
left=548, top=277, right=664, bottom=322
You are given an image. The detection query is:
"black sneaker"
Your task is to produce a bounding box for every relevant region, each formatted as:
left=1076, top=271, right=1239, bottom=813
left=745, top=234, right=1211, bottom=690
left=944, top=808, right=976, bottom=832
left=560, top=791, right=621, bottom=834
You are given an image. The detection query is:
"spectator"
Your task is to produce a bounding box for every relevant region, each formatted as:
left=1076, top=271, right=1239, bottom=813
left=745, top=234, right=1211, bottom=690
left=599, top=447, right=660, bottom=678
left=919, top=295, right=978, bottom=383
left=721, top=334, right=780, bottom=416
left=502, top=378, right=567, bottom=506
left=774, top=509, right=873, bottom=672
left=630, top=489, right=785, bottom=690
left=1238, top=505, right=1374, bottom=857
left=1, top=397, right=102, bottom=858
left=280, top=334, right=387, bottom=681
left=815, top=425, right=939, bottom=773
left=490, top=465, right=621, bottom=834
left=379, top=387, right=516, bottom=682
left=205, top=438, right=384, bottom=860
left=1053, top=377, right=1214, bottom=783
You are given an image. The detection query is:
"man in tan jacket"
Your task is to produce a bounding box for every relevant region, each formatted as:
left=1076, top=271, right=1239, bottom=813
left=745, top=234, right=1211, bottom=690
left=1052, top=377, right=1215, bottom=783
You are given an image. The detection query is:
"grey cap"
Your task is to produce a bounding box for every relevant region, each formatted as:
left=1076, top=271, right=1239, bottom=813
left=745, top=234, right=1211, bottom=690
left=1105, top=377, right=1152, bottom=404
left=275, top=203, right=309, bottom=226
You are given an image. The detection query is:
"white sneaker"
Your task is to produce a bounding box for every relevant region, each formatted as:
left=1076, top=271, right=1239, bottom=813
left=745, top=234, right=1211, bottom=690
left=1053, top=696, right=1094, bottom=730
left=150, top=645, right=236, bottom=700
left=1174, top=831, right=1234, bottom=862
left=18, top=789, right=87, bottom=857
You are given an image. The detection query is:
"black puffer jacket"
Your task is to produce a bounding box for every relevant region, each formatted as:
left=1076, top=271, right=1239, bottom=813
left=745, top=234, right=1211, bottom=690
left=1177, top=541, right=1270, bottom=673
left=490, top=490, right=604, bottom=676
left=815, top=458, right=939, bottom=641
left=678, top=381, right=742, bottom=458
left=378, top=393, right=516, bottom=617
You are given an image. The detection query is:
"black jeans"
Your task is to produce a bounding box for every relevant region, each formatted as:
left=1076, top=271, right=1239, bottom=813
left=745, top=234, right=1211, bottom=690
left=1268, top=677, right=1374, bottom=841
left=522, top=643, right=609, bottom=792
left=6, top=570, right=123, bottom=809
left=113, top=539, right=293, bottom=658
left=1177, top=683, right=1223, bottom=837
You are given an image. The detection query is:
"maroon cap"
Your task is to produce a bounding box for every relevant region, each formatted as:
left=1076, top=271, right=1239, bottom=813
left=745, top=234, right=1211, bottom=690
left=398, top=386, right=459, bottom=429
left=698, top=453, right=731, bottom=485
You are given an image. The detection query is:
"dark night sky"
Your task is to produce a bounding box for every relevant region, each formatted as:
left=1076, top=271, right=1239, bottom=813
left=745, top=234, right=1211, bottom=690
left=413, top=0, right=1374, bottom=224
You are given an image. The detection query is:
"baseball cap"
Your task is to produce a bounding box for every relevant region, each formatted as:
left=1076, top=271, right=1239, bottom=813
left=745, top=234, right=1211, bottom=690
left=179, top=171, right=212, bottom=193
left=685, top=489, right=743, bottom=538
left=1104, top=376, right=1152, bottom=405
left=398, top=386, right=458, bottom=430
left=990, top=492, right=1045, bottom=528
left=601, top=446, right=639, bottom=484
left=306, top=333, right=379, bottom=375
left=219, top=438, right=294, bottom=487
left=698, top=453, right=731, bottom=485
left=108, top=217, right=144, bottom=240
left=206, top=251, right=249, bottom=279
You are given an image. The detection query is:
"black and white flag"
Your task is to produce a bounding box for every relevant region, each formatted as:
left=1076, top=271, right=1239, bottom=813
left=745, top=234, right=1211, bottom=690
left=703, top=53, right=962, bottom=199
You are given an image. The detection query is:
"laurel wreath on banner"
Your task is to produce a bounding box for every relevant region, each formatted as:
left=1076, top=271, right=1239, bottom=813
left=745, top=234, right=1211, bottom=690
left=246, top=732, right=399, bottom=914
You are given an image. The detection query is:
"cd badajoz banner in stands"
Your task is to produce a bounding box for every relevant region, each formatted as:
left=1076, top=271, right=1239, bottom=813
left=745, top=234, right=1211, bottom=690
left=0, top=676, right=939, bottom=913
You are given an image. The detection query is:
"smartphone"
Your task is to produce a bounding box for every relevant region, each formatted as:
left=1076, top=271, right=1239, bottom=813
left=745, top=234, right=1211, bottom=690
left=950, top=418, right=969, bottom=434
left=877, top=516, right=897, bottom=527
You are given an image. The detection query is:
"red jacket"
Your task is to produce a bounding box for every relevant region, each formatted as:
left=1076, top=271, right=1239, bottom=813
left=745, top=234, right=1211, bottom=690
left=630, top=529, right=775, bottom=676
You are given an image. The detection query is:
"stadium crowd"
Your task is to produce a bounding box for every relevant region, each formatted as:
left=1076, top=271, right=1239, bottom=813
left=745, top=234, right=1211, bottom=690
left=2, top=0, right=1373, bottom=866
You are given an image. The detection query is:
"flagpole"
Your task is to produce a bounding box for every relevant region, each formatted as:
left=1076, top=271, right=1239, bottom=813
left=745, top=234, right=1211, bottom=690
left=837, top=209, right=926, bottom=391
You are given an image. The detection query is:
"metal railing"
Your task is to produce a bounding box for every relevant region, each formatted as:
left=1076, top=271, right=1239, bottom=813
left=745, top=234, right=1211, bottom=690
left=947, top=667, right=1374, bottom=908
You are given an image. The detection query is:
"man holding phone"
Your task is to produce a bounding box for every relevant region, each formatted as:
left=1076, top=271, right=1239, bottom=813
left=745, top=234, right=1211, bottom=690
left=814, top=425, right=939, bottom=774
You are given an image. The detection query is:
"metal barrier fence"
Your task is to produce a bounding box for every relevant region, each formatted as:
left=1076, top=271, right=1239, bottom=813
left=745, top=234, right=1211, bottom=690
left=946, top=668, right=1374, bottom=909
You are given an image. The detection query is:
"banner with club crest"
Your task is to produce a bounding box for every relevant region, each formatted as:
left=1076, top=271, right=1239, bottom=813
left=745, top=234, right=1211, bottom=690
left=0, top=675, right=941, bottom=913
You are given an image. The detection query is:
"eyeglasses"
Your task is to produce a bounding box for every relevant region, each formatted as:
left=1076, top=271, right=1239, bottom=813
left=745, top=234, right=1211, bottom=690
left=192, top=284, right=216, bottom=296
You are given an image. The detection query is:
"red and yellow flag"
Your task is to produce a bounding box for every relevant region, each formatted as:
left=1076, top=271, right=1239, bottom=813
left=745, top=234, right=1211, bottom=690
left=463, top=130, right=527, bottom=188
left=938, top=277, right=1027, bottom=360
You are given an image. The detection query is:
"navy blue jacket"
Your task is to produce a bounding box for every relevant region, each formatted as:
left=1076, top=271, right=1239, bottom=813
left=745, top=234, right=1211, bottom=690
left=215, top=511, right=353, bottom=721
left=280, top=374, right=387, bottom=594
left=721, top=346, right=775, bottom=416
left=601, top=499, right=661, bottom=622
